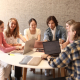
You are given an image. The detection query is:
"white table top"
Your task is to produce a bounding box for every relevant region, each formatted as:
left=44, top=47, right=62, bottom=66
left=0, top=50, right=53, bottom=69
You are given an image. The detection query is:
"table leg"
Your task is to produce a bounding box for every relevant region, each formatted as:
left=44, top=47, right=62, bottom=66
left=58, top=68, right=60, bottom=77
left=53, top=69, right=55, bottom=78
left=61, top=67, right=65, bottom=77
left=40, top=69, right=42, bottom=75
left=22, top=68, right=27, bottom=80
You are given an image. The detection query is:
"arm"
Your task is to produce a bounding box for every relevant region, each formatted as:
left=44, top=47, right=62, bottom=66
left=43, top=31, right=49, bottom=41
left=9, top=44, right=22, bottom=46
left=37, top=29, right=41, bottom=41
left=19, top=34, right=26, bottom=43
left=25, top=35, right=29, bottom=41
left=2, top=33, right=12, bottom=48
left=60, top=27, right=67, bottom=43
left=47, top=48, right=71, bottom=68
left=24, top=29, right=29, bottom=41
left=61, top=36, right=70, bottom=49
left=37, top=34, right=41, bottom=41
left=0, top=44, right=15, bottom=53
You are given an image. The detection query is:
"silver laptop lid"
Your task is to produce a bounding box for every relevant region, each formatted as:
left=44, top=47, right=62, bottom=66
left=23, top=38, right=36, bottom=55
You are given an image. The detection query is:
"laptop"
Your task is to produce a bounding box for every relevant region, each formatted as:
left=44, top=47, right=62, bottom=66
left=43, top=41, right=61, bottom=56
left=10, top=38, right=36, bottom=55
left=23, top=38, right=36, bottom=55
left=34, top=41, right=43, bottom=48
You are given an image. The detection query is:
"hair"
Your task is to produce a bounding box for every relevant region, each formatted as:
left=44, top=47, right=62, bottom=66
left=46, top=16, right=58, bottom=26
left=0, top=20, right=4, bottom=26
left=66, top=19, right=75, bottom=26
left=72, top=22, right=80, bottom=40
left=5, top=18, right=19, bottom=38
left=28, top=18, right=37, bottom=26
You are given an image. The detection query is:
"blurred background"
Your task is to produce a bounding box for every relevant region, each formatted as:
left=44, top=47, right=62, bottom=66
left=0, top=0, right=80, bottom=40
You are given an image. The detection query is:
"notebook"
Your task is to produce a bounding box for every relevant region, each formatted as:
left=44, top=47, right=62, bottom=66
left=19, top=56, right=42, bottom=66
left=43, top=41, right=61, bottom=55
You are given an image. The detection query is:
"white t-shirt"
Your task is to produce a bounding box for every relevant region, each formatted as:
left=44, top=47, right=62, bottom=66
left=3, top=30, right=19, bottom=44
left=50, top=27, right=56, bottom=41
left=24, top=28, right=41, bottom=40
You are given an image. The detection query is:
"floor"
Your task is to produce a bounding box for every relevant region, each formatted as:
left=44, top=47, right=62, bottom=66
left=11, top=68, right=59, bottom=80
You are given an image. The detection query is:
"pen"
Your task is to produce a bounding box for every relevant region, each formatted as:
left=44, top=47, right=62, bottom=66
left=8, top=54, right=15, bottom=56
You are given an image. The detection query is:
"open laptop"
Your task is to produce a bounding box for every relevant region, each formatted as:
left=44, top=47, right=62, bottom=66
left=10, top=38, right=36, bottom=55
left=23, top=38, right=36, bottom=55
left=34, top=41, right=43, bottom=48
left=43, top=41, right=61, bottom=56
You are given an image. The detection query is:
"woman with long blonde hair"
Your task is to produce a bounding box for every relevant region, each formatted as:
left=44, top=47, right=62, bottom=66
left=4, top=18, right=26, bottom=80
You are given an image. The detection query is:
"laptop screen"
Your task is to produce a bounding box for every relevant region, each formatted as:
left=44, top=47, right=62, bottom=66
left=43, top=41, right=61, bottom=55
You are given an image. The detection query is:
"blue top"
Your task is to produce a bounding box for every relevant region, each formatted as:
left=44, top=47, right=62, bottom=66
left=43, top=25, right=66, bottom=41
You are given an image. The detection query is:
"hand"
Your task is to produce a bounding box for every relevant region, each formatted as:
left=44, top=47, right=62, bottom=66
left=22, top=46, right=24, bottom=49
left=61, top=44, right=66, bottom=49
left=13, top=44, right=22, bottom=46
left=9, top=44, right=13, bottom=46
left=41, top=54, right=49, bottom=59
left=15, top=46, right=23, bottom=50
left=59, top=39, right=64, bottom=44
left=15, top=46, right=20, bottom=50
left=17, top=44, right=22, bottom=46
left=47, top=56, right=51, bottom=60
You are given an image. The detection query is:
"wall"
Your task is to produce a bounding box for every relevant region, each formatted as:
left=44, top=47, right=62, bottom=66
left=0, top=0, right=80, bottom=40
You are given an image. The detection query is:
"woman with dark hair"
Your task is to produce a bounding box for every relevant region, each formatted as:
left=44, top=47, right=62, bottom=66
left=24, top=18, right=41, bottom=73
left=24, top=18, right=41, bottom=41
left=43, top=16, right=66, bottom=76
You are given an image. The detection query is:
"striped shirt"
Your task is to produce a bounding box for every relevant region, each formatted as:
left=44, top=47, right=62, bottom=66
left=48, top=40, right=80, bottom=80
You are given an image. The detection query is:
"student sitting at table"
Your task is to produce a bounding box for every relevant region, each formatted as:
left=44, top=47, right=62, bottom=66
left=24, top=18, right=41, bottom=73
left=61, top=19, right=75, bottom=49
left=4, top=18, right=26, bottom=80
left=42, top=22, right=80, bottom=80
left=24, top=18, right=41, bottom=41
left=0, top=20, right=21, bottom=80
left=43, top=16, right=66, bottom=76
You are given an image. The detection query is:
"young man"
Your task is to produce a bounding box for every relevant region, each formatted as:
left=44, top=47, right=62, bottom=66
left=43, top=16, right=66, bottom=76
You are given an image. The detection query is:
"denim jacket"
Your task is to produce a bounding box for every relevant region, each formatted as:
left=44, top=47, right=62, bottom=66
left=43, top=25, right=66, bottom=41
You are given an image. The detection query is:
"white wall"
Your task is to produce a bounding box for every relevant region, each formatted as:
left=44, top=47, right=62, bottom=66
left=0, top=0, right=80, bottom=40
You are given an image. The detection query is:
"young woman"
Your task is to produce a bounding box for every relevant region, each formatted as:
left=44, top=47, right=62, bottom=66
left=4, top=18, right=26, bottom=46
left=0, top=20, right=19, bottom=80
left=4, top=18, right=26, bottom=80
left=61, top=19, right=75, bottom=49
left=24, top=18, right=41, bottom=73
left=24, top=18, right=41, bottom=41
left=41, top=22, right=80, bottom=80
left=43, top=16, right=66, bottom=76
